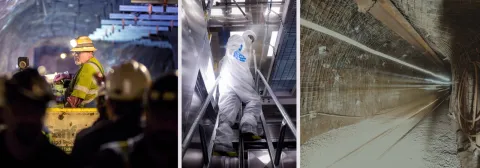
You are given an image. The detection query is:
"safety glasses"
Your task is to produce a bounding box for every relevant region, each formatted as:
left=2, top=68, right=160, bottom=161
left=72, top=52, right=81, bottom=57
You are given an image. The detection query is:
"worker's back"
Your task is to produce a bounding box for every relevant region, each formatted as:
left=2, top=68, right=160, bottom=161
left=70, top=117, right=142, bottom=168
left=0, top=130, right=72, bottom=168
left=220, top=34, right=255, bottom=89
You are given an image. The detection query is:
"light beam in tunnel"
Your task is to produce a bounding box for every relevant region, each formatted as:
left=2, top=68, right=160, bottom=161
left=300, top=18, right=451, bottom=82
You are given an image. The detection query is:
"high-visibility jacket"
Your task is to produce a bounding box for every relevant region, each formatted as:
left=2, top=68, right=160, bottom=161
left=66, top=57, right=104, bottom=107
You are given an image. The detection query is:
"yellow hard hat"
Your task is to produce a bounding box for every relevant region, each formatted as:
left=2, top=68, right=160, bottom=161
left=71, top=36, right=97, bottom=52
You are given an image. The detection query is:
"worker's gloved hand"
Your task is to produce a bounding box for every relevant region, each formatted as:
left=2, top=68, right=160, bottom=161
left=54, top=73, right=72, bottom=82
left=93, top=72, right=105, bottom=86
left=66, top=96, right=83, bottom=108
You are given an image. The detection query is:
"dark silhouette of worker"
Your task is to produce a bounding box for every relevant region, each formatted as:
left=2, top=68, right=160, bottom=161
left=0, top=69, right=71, bottom=167
left=74, top=72, right=110, bottom=141
left=89, top=72, right=178, bottom=168
left=70, top=61, right=151, bottom=167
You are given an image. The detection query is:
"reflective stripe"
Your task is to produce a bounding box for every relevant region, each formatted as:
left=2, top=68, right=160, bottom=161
left=82, top=98, right=95, bottom=104
left=87, top=62, right=100, bottom=73
left=74, top=86, right=97, bottom=95
left=88, top=89, right=98, bottom=94
left=76, top=43, right=94, bottom=47
left=0, top=125, right=6, bottom=132
left=74, top=85, right=90, bottom=93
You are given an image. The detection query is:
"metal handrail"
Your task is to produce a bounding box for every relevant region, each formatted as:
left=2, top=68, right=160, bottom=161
left=255, top=69, right=297, bottom=137
left=182, top=76, right=221, bottom=157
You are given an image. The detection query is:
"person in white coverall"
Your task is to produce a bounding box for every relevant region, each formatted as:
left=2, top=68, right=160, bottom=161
left=214, top=30, right=262, bottom=156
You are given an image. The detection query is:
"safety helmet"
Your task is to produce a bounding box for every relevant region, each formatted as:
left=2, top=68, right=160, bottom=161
left=105, top=60, right=152, bottom=101
left=242, top=30, right=257, bottom=45
left=147, top=71, right=178, bottom=110
left=226, top=35, right=245, bottom=55
left=5, top=68, right=54, bottom=104
left=71, top=36, right=97, bottom=52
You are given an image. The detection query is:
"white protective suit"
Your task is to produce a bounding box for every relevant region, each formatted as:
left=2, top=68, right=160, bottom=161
left=214, top=31, right=262, bottom=152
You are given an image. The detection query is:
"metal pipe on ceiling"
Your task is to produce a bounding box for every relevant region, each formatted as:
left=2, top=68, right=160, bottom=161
left=300, top=18, right=450, bottom=82
left=232, top=0, right=248, bottom=20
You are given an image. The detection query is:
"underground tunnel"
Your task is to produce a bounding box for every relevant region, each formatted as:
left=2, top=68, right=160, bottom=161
left=299, top=0, right=480, bottom=167
left=0, top=0, right=177, bottom=153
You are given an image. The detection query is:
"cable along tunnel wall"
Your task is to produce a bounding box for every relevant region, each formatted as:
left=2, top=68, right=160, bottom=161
left=299, top=0, right=449, bottom=144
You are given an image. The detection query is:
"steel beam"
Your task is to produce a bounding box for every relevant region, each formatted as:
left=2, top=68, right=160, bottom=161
left=131, top=0, right=178, bottom=4
left=93, top=27, right=167, bottom=35
left=93, top=28, right=155, bottom=33
left=119, top=5, right=178, bottom=13
left=262, top=97, right=296, bottom=105
left=109, top=13, right=178, bottom=21
left=100, top=25, right=168, bottom=31
left=89, top=33, right=149, bottom=40
left=130, top=40, right=172, bottom=48
left=353, top=0, right=445, bottom=67
left=94, top=33, right=149, bottom=39
left=101, top=19, right=178, bottom=27
left=90, top=31, right=150, bottom=37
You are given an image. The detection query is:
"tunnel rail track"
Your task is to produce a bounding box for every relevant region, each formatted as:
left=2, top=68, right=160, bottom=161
left=324, top=91, right=450, bottom=168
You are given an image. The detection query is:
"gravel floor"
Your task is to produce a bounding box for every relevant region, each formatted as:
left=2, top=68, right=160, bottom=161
left=301, top=101, right=460, bottom=168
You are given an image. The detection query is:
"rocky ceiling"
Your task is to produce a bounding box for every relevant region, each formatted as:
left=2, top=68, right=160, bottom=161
left=0, top=0, right=175, bottom=79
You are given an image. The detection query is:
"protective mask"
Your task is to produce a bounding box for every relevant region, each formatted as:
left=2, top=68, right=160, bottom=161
left=14, top=123, right=42, bottom=145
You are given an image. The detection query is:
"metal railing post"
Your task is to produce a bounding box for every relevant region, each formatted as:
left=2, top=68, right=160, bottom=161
left=182, top=77, right=221, bottom=157
left=255, top=69, right=297, bottom=137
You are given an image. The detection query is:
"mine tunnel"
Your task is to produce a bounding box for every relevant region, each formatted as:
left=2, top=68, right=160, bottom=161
left=0, top=0, right=177, bottom=153
left=181, top=0, right=297, bottom=167
left=300, top=0, right=477, bottom=168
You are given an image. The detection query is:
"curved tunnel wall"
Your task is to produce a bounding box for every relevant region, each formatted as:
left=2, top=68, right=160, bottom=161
left=300, top=0, right=450, bottom=144
left=391, top=0, right=480, bottom=143
left=0, top=0, right=176, bottom=79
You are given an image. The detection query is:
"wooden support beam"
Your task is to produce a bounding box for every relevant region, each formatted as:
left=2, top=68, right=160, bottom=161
left=354, top=0, right=445, bottom=67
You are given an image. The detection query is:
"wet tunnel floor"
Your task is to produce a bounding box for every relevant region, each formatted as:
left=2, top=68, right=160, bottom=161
left=301, top=97, right=459, bottom=168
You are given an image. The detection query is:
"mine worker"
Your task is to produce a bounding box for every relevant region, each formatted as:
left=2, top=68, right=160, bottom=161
left=70, top=60, right=151, bottom=168
left=74, top=73, right=110, bottom=143
left=0, top=69, right=71, bottom=167
left=214, top=30, right=263, bottom=156
left=54, top=36, right=105, bottom=108
left=90, top=72, right=178, bottom=168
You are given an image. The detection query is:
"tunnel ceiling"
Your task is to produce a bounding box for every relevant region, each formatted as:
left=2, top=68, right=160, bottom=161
left=0, top=0, right=177, bottom=76
left=0, top=0, right=115, bottom=72
left=300, top=0, right=446, bottom=81
left=390, top=0, right=480, bottom=74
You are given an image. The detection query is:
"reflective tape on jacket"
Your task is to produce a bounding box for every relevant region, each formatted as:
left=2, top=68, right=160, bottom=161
left=70, top=57, right=104, bottom=101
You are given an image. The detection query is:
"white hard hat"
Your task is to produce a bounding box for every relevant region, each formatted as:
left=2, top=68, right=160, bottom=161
left=105, top=60, right=152, bottom=101
left=242, top=30, right=257, bottom=45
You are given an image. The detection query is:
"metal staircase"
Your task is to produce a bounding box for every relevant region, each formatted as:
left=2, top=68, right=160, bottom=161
left=182, top=61, right=297, bottom=168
